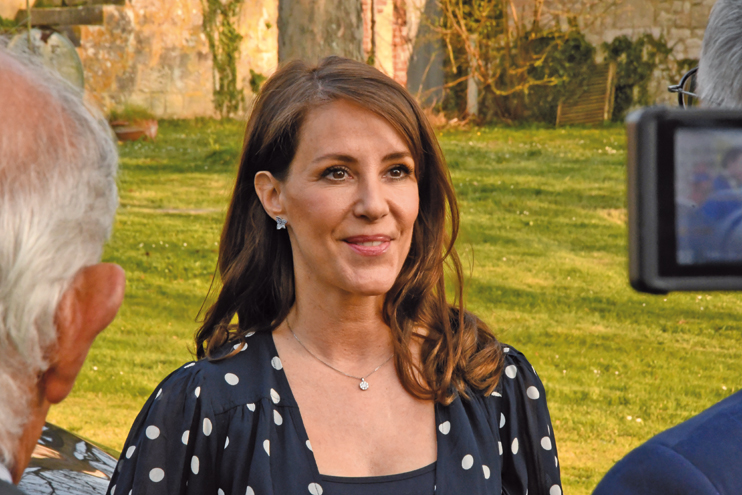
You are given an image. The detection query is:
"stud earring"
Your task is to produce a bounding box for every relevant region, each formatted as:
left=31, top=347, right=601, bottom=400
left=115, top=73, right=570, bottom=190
left=276, top=216, right=287, bottom=230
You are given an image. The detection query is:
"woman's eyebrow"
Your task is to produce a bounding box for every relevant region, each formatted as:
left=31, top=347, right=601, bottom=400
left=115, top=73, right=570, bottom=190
left=311, top=153, right=356, bottom=164
left=310, top=151, right=412, bottom=164
left=382, top=151, right=413, bottom=161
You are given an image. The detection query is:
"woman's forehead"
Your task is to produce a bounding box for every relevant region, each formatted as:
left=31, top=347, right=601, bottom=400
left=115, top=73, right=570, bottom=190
left=296, top=99, right=414, bottom=160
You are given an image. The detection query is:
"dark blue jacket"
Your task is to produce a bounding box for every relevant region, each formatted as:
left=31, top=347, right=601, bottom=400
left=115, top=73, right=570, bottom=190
left=593, top=390, right=742, bottom=495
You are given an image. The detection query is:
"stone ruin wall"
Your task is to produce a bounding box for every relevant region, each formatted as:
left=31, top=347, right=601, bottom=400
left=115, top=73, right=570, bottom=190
left=1, top=0, right=277, bottom=118
left=79, top=0, right=277, bottom=118
left=0, top=0, right=720, bottom=117
left=530, top=0, right=715, bottom=105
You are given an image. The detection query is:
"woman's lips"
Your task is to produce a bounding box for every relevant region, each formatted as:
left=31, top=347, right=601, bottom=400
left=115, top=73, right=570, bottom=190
left=344, top=235, right=392, bottom=256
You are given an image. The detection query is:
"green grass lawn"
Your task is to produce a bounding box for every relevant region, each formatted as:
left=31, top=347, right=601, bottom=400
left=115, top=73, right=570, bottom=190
left=47, top=120, right=742, bottom=494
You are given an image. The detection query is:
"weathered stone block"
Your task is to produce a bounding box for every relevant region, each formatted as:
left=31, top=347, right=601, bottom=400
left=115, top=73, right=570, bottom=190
left=686, top=37, right=703, bottom=58
left=164, top=93, right=184, bottom=117
left=669, top=28, right=692, bottom=41
left=149, top=92, right=166, bottom=115
left=16, top=5, right=104, bottom=25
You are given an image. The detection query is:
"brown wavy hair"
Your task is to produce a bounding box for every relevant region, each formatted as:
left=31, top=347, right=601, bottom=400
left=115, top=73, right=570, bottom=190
left=195, top=56, right=504, bottom=404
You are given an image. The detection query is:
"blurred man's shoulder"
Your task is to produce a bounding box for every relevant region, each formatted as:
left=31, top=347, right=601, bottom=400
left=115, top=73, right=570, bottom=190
left=0, top=479, right=25, bottom=495
left=593, top=390, right=742, bottom=495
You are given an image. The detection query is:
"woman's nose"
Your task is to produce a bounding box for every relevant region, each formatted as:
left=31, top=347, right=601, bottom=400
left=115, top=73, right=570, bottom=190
left=353, top=177, right=390, bottom=221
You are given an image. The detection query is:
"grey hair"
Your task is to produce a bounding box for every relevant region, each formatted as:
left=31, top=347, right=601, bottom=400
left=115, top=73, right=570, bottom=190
left=0, top=46, right=118, bottom=469
left=698, top=0, right=742, bottom=108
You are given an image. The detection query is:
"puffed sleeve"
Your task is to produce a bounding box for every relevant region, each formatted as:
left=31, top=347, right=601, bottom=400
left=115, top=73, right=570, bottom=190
left=106, top=362, right=221, bottom=495
left=496, top=346, right=562, bottom=495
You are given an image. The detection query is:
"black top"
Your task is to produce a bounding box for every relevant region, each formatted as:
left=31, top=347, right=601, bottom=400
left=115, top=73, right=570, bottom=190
left=320, top=461, right=436, bottom=495
left=107, top=330, right=562, bottom=495
left=0, top=479, right=26, bottom=495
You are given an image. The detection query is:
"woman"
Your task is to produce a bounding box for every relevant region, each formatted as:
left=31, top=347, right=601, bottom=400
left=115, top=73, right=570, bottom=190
left=108, top=56, right=561, bottom=495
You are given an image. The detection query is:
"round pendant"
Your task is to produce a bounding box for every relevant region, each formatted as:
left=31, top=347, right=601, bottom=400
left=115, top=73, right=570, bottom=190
left=359, top=378, right=369, bottom=391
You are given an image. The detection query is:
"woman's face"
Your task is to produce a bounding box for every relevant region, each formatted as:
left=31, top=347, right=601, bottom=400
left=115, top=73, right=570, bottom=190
left=275, top=99, right=419, bottom=298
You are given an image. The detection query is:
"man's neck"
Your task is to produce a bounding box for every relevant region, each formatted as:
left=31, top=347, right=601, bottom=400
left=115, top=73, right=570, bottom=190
left=0, top=462, right=13, bottom=484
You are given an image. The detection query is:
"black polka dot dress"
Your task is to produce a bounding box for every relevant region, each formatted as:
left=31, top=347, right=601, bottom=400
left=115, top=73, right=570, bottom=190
left=107, top=331, right=561, bottom=495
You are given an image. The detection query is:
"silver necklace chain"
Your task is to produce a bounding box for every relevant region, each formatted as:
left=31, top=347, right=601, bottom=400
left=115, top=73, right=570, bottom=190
left=286, top=318, right=393, bottom=391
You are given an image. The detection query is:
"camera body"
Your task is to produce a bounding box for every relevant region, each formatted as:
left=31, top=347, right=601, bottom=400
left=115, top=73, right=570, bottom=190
left=628, top=107, right=742, bottom=293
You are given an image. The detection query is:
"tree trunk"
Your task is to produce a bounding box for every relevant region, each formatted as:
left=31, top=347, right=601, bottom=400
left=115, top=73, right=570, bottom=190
left=278, top=0, right=364, bottom=63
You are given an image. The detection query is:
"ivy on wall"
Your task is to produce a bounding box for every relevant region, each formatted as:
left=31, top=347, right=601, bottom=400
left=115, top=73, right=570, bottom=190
left=603, top=34, right=696, bottom=121
left=201, top=0, right=244, bottom=118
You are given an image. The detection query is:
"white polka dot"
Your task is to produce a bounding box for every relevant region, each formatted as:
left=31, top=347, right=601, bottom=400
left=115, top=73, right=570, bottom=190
left=225, top=373, right=239, bottom=385
left=218, top=489, right=225, bottom=495
left=274, top=410, right=283, bottom=425
left=182, top=430, right=189, bottom=445
left=146, top=426, right=160, bottom=440
left=149, top=467, right=164, bottom=482
left=512, top=437, right=519, bottom=454
left=155, top=389, right=162, bottom=399
left=191, top=456, right=199, bottom=475
left=194, top=387, right=201, bottom=398
left=263, top=439, right=270, bottom=455
left=271, top=356, right=283, bottom=370
left=499, top=413, right=506, bottom=428
left=550, top=485, right=562, bottom=495
left=505, top=365, right=517, bottom=378
left=246, top=487, right=255, bottom=495
left=270, top=388, right=280, bottom=404
left=111, top=485, right=116, bottom=495
left=246, top=331, right=256, bottom=337
left=308, top=482, right=323, bottom=495
left=526, top=386, right=540, bottom=399
left=438, top=421, right=451, bottom=435
left=306, top=440, right=313, bottom=451
left=203, top=418, right=213, bottom=436
left=125, top=446, right=136, bottom=458
left=233, top=342, right=248, bottom=352
left=503, top=347, right=510, bottom=352
left=247, top=403, right=256, bottom=412
left=184, top=362, right=196, bottom=368
left=225, top=436, right=230, bottom=448
left=482, top=465, right=490, bottom=479
left=461, top=454, right=474, bottom=470
left=491, top=391, right=502, bottom=397
left=498, top=441, right=503, bottom=455
left=555, top=456, right=558, bottom=467
left=541, top=437, right=552, bottom=450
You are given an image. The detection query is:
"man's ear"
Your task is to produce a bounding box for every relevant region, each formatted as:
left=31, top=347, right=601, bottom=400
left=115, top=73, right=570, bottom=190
left=254, top=171, right=285, bottom=221
left=44, top=263, right=125, bottom=404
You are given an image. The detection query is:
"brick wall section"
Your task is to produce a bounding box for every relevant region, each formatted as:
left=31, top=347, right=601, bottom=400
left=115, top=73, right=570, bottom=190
left=362, top=0, right=372, bottom=59
left=360, top=0, right=410, bottom=87
left=392, top=0, right=408, bottom=87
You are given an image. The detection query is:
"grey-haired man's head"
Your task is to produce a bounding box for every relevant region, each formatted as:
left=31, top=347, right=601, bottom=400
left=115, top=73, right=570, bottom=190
left=0, top=47, right=125, bottom=484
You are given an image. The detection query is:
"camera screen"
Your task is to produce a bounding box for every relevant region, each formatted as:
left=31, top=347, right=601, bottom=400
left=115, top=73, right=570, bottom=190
left=676, top=129, right=742, bottom=264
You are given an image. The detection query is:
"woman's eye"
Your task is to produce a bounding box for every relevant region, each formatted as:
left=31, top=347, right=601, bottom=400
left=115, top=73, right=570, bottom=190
left=324, top=168, right=348, bottom=180
left=388, top=165, right=411, bottom=179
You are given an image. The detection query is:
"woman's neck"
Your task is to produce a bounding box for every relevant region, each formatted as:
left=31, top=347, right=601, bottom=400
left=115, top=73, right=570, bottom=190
left=283, top=291, right=393, bottom=365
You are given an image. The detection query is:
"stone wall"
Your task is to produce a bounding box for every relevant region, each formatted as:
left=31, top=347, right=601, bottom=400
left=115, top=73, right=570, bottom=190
left=1, top=0, right=277, bottom=118
left=81, top=0, right=277, bottom=118
left=2, top=0, right=716, bottom=116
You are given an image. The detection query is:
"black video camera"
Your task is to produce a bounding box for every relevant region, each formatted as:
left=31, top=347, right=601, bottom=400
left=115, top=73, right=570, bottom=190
left=628, top=107, right=742, bottom=293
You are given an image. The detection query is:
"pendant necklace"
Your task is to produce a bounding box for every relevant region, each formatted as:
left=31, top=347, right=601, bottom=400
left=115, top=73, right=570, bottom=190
left=286, top=319, right=393, bottom=391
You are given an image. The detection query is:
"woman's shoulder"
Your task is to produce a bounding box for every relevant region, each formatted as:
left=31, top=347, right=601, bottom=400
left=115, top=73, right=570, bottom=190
left=155, top=330, right=292, bottom=415
left=492, top=344, right=546, bottom=399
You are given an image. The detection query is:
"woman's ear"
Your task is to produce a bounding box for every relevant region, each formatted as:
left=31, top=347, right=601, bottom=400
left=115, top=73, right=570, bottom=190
left=254, top=171, right=285, bottom=220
